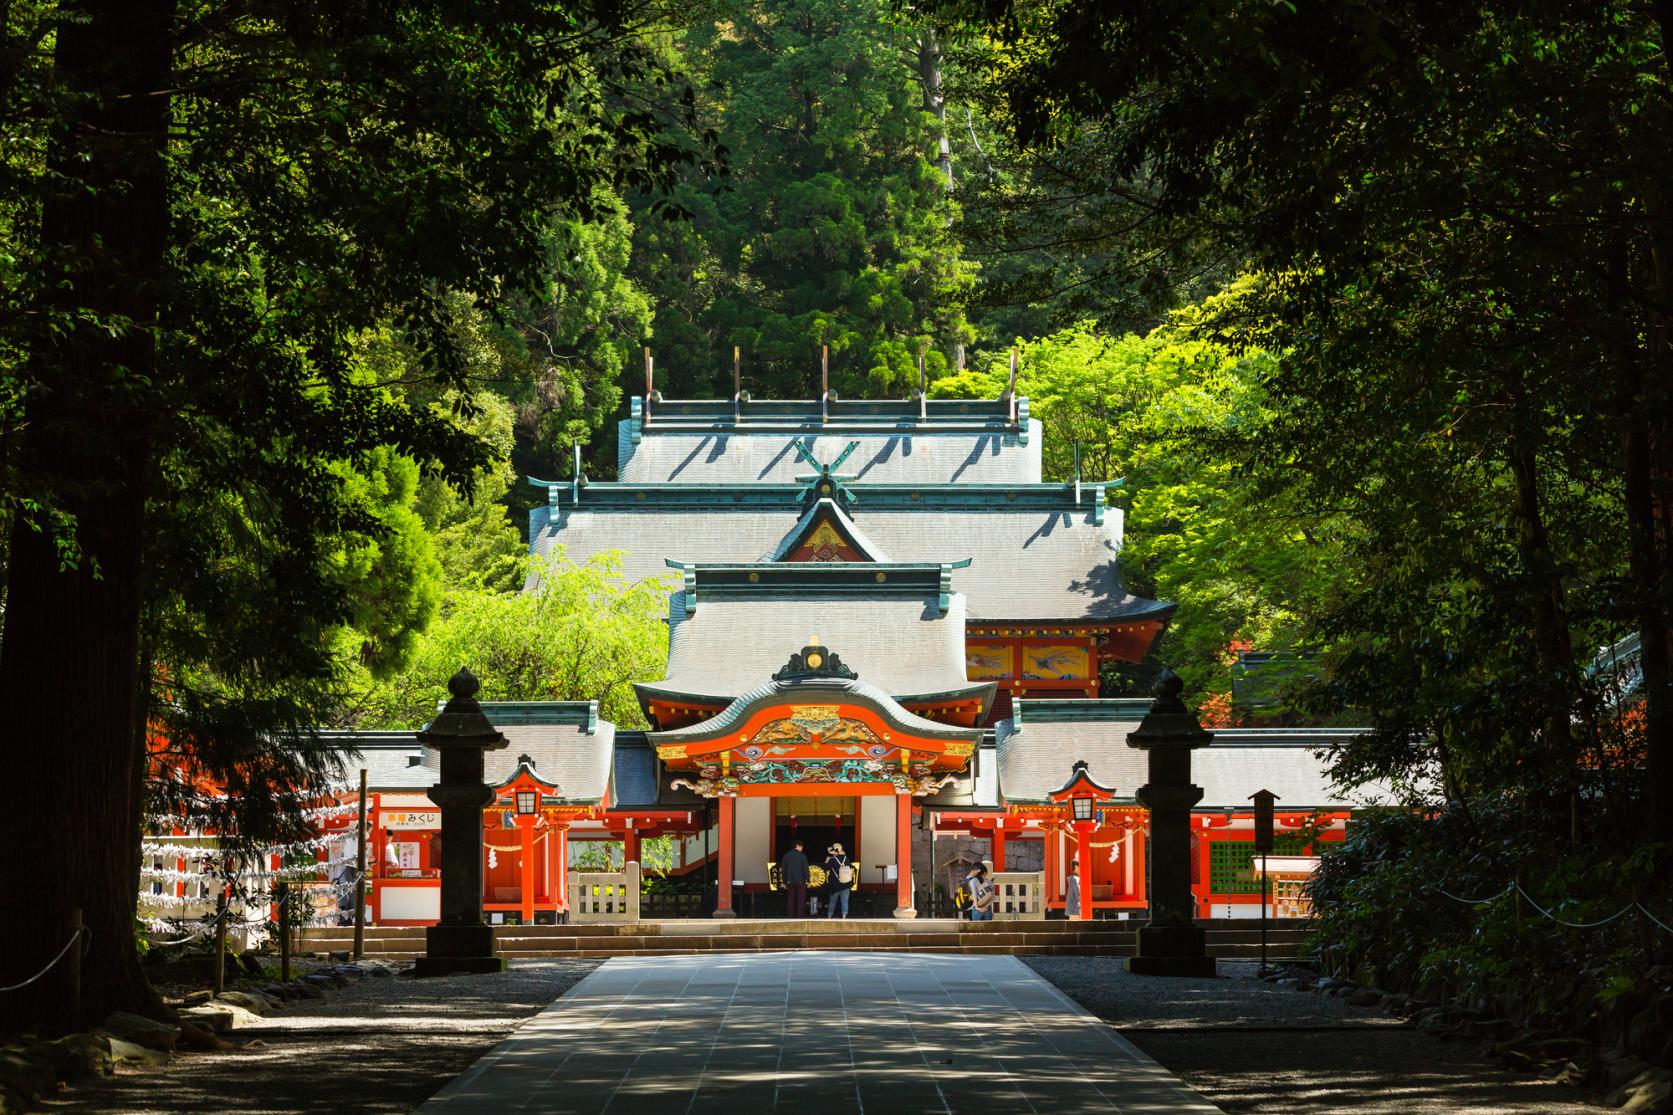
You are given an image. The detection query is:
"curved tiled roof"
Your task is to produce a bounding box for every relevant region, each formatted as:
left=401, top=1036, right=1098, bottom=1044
left=645, top=677, right=984, bottom=746
left=992, top=704, right=1393, bottom=809
left=639, top=591, right=987, bottom=708
left=529, top=502, right=1169, bottom=623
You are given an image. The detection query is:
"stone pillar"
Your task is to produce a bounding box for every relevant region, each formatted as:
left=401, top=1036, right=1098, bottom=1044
left=894, top=793, right=916, bottom=918
left=1127, top=671, right=1215, bottom=977
left=414, top=668, right=509, bottom=976
left=714, top=795, right=736, bottom=917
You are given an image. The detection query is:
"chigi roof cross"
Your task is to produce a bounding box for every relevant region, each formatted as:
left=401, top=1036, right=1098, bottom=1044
left=791, top=437, right=862, bottom=506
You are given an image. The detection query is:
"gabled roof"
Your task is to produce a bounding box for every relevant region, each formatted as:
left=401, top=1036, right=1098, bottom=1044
left=528, top=495, right=1171, bottom=624
left=637, top=587, right=991, bottom=711
left=766, top=498, right=891, bottom=562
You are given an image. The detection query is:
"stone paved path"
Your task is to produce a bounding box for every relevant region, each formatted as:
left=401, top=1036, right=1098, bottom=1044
left=419, top=951, right=1220, bottom=1114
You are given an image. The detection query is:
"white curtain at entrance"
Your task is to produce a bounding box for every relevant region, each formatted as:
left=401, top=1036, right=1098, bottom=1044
left=736, top=797, right=771, bottom=883
left=859, top=796, right=894, bottom=884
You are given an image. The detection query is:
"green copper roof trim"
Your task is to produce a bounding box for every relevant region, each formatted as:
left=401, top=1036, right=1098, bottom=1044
left=528, top=478, right=1110, bottom=515
left=1009, top=698, right=1156, bottom=727
left=662, top=560, right=973, bottom=615
left=475, top=700, right=601, bottom=732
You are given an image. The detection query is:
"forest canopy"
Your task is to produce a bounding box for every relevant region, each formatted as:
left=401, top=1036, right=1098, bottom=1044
left=1, top=0, right=1669, bottom=1031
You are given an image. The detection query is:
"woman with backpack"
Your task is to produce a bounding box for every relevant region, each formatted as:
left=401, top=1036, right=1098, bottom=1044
left=824, top=843, right=854, bottom=918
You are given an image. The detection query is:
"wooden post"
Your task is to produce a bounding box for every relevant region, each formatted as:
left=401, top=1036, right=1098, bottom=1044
left=1074, top=821, right=1094, bottom=920
left=643, top=346, right=654, bottom=417
left=67, top=907, right=82, bottom=1019
left=918, top=346, right=927, bottom=419
left=894, top=793, right=915, bottom=917
left=991, top=823, right=1008, bottom=873
left=213, top=884, right=229, bottom=994
left=714, top=796, right=736, bottom=917
left=820, top=345, right=830, bottom=421
left=353, top=768, right=368, bottom=960
left=518, top=813, right=536, bottom=926
left=555, top=825, right=570, bottom=914
left=277, top=882, right=291, bottom=982
left=1007, top=348, right=1018, bottom=422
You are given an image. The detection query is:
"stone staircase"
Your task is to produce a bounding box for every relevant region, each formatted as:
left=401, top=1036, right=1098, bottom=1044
left=299, top=918, right=1313, bottom=962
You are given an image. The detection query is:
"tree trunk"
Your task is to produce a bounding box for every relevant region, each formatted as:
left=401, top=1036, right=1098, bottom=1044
left=916, top=29, right=953, bottom=192
left=0, top=0, right=173, bottom=1034
left=1505, top=430, right=1577, bottom=774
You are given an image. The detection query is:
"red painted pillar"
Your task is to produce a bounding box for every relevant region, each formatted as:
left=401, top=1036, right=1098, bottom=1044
left=714, top=796, right=736, bottom=917
left=518, top=815, right=536, bottom=925
left=1133, top=816, right=1149, bottom=909
left=624, top=825, right=641, bottom=866
left=554, top=825, right=570, bottom=913
left=1045, top=827, right=1059, bottom=907
left=894, top=793, right=915, bottom=917
left=991, top=824, right=1008, bottom=872
left=1074, top=820, right=1094, bottom=921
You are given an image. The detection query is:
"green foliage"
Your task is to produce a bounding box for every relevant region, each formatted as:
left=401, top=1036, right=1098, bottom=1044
left=631, top=0, right=974, bottom=397
left=1308, top=801, right=1666, bottom=1030
left=930, top=294, right=1344, bottom=709
left=348, top=551, right=672, bottom=730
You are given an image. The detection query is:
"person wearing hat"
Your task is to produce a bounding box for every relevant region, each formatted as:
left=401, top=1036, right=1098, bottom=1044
left=824, top=842, right=854, bottom=918
left=964, top=862, right=996, bottom=921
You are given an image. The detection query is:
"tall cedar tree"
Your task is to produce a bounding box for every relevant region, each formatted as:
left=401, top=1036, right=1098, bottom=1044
left=631, top=0, right=973, bottom=398
left=0, top=0, right=693, bottom=1031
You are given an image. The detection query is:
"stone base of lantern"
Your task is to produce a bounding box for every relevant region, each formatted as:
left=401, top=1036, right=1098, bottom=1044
left=1127, top=925, right=1216, bottom=978
left=414, top=923, right=505, bottom=977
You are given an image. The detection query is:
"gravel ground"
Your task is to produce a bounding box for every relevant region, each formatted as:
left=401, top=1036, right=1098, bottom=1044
left=41, top=960, right=600, bottom=1115
left=1025, top=957, right=1607, bottom=1114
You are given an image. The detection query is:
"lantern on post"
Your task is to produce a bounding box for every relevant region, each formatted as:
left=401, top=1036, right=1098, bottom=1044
left=496, top=756, right=562, bottom=928
left=1126, top=670, right=1215, bottom=977
left=1049, top=760, right=1115, bottom=921
left=415, top=667, right=509, bottom=976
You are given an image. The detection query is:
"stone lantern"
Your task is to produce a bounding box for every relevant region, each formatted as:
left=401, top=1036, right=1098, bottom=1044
left=1126, top=670, right=1216, bottom=977
left=414, top=667, right=509, bottom=976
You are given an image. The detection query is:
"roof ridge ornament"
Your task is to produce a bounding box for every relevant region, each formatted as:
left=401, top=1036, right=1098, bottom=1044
left=792, top=437, right=862, bottom=506
left=772, top=635, right=859, bottom=682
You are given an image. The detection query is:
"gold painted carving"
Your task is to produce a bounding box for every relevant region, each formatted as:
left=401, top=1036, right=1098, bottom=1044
left=750, top=715, right=882, bottom=749
left=943, top=740, right=975, bottom=757
left=656, top=745, right=687, bottom=760
left=790, top=705, right=840, bottom=727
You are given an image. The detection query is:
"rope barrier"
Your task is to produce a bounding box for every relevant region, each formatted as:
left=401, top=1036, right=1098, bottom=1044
left=1511, top=883, right=1638, bottom=930
left=0, top=927, right=84, bottom=992
left=1429, top=881, right=1673, bottom=934
left=1637, top=904, right=1673, bottom=935
left=1429, top=883, right=1512, bottom=906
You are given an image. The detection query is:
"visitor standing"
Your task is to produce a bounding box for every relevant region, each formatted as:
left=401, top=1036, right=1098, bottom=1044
left=781, top=840, right=810, bottom=917
left=1066, top=857, right=1082, bottom=919
left=825, top=843, right=854, bottom=918
left=966, top=863, right=995, bottom=921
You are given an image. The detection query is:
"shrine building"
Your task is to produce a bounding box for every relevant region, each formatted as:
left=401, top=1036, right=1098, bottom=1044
left=303, top=386, right=1392, bottom=926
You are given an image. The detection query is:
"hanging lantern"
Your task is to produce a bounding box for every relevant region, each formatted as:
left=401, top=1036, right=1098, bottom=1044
left=790, top=813, right=798, bottom=831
